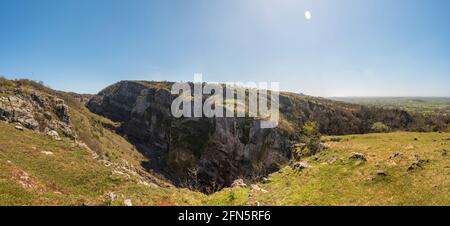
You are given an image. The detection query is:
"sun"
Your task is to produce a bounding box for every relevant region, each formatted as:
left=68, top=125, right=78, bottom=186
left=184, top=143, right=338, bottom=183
left=305, top=10, right=312, bottom=20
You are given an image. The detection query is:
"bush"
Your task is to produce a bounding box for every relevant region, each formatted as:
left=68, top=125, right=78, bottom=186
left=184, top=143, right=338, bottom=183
left=371, top=122, right=390, bottom=133
left=447, top=123, right=450, bottom=133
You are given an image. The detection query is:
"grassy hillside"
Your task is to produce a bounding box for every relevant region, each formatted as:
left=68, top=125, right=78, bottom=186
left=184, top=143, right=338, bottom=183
left=1, top=118, right=448, bottom=206
left=207, top=132, right=450, bottom=206
left=0, top=121, right=207, bottom=206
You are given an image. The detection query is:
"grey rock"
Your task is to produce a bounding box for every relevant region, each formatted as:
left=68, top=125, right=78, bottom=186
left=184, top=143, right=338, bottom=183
left=231, top=179, right=247, bottom=188
left=349, top=152, right=367, bottom=161
left=261, top=177, right=270, bottom=183
left=15, top=125, right=24, bottom=131
left=0, top=90, right=76, bottom=139
left=47, top=130, right=61, bottom=141
left=327, top=156, right=338, bottom=164
left=123, top=199, right=133, bottom=206
left=291, top=161, right=309, bottom=170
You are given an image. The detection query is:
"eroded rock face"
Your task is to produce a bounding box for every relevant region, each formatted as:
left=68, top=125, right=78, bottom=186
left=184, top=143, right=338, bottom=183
left=0, top=88, right=76, bottom=139
left=87, top=81, right=294, bottom=191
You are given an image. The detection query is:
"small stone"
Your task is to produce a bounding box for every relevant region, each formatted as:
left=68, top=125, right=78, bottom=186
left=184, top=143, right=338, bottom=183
left=376, top=170, right=387, bottom=176
left=15, top=125, right=24, bottom=131
left=105, top=192, right=117, bottom=202
left=291, top=161, right=309, bottom=170
left=407, top=159, right=428, bottom=171
left=123, top=199, right=132, bottom=206
left=389, top=152, right=403, bottom=159
left=408, top=163, right=421, bottom=171
left=47, top=130, right=61, bottom=141
left=41, top=151, right=54, bottom=156
left=442, top=149, right=448, bottom=156
left=327, top=156, right=338, bottom=164
left=251, top=184, right=268, bottom=193
left=231, top=179, right=247, bottom=188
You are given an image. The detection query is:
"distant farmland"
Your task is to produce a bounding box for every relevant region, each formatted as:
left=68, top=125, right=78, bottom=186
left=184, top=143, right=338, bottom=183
left=331, top=97, right=450, bottom=115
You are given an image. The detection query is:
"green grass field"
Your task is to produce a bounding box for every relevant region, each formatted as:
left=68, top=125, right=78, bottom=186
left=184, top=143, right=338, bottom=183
left=211, top=132, right=449, bottom=206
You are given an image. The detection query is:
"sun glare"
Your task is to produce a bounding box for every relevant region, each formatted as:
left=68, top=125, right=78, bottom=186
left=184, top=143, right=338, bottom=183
left=305, top=10, right=312, bottom=20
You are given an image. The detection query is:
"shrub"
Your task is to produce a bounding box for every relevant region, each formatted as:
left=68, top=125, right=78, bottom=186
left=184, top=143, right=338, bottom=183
left=371, top=122, right=390, bottom=133
left=0, top=76, right=15, bottom=89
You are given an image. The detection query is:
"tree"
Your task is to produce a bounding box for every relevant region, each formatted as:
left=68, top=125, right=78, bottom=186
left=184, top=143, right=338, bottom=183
left=371, top=122, right=390, bottom=133
left=295, top=121, right=322, bottom=159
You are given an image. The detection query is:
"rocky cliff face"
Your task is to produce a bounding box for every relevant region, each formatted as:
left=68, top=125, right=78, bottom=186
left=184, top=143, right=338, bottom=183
left=86, top=81, right=449, bottom=192
left=87, top=81, right=294, bottom=191
left=0, top=84, right=76, bottom=139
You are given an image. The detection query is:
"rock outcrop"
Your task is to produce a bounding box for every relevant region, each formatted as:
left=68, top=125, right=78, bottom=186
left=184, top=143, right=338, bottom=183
left=0, top=87, right=76, bottom=139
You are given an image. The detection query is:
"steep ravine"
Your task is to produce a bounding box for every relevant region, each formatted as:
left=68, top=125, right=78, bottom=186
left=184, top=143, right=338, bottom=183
left=86, top=80, right=450, bottom=192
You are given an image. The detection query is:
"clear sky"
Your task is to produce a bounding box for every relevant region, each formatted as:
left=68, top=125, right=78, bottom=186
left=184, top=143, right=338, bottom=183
left=0, top=0, right=449, bottom=96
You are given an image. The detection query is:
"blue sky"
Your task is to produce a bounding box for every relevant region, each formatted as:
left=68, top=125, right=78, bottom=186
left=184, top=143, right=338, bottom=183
left=0, top=0, right=449, bottom=96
